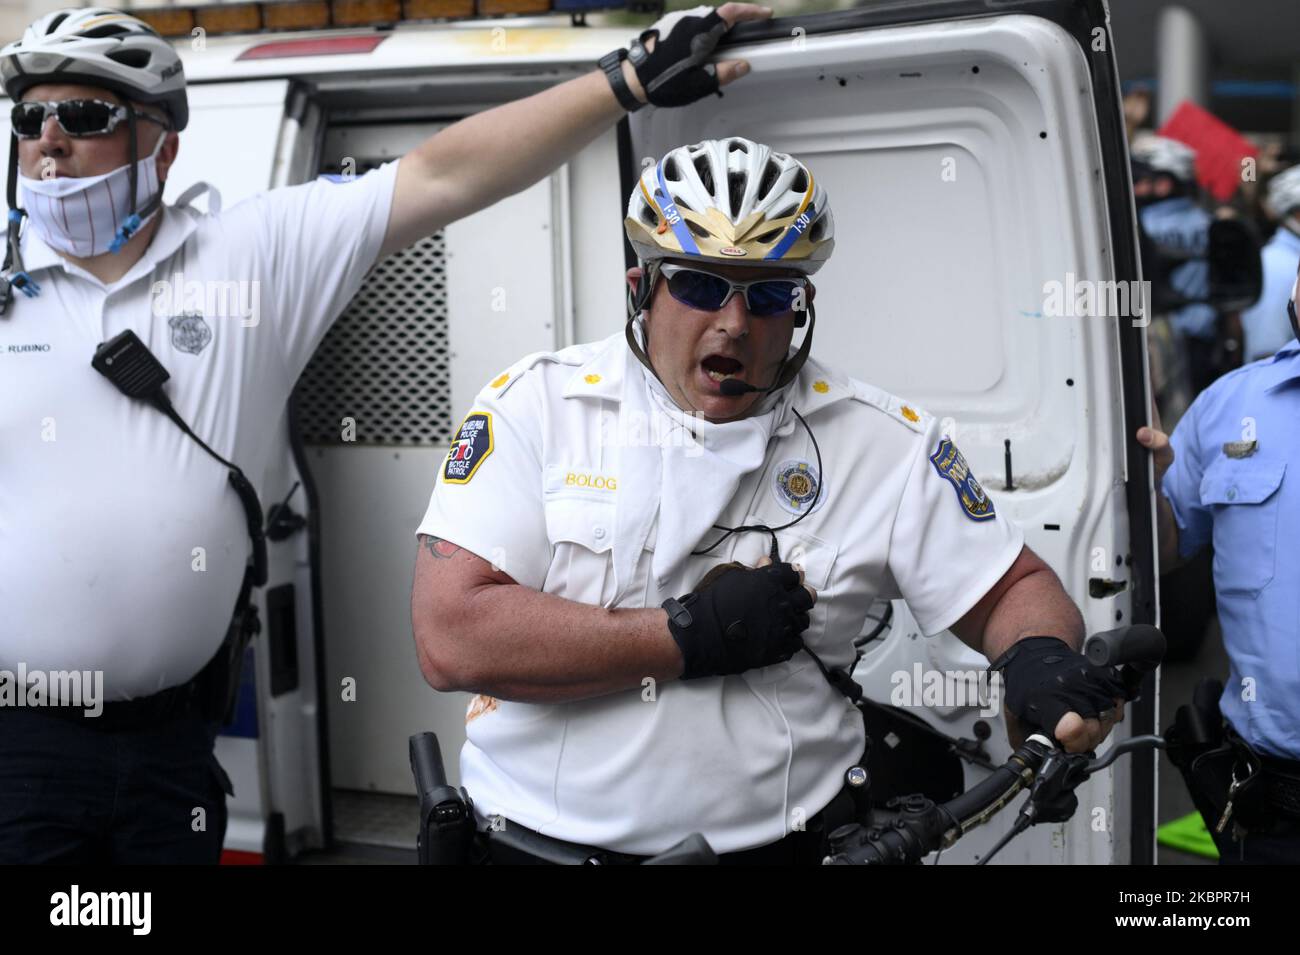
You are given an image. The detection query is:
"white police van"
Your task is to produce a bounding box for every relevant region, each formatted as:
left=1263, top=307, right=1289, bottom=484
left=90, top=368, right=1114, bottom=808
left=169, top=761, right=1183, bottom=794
left=10, top=0, right=1160, bottom=863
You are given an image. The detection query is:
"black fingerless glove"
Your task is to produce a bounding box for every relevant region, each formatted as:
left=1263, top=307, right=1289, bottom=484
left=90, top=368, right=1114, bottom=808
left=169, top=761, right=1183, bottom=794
left=628, top=10, right=729, bottom=108
left=990, top=637, right=1128, bottom=742
left=663, top=562, right=813, bottom=679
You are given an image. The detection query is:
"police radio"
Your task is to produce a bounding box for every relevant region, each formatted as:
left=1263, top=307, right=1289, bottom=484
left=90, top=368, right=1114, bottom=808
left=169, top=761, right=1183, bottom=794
left=92, top=329, right=267, bottom=724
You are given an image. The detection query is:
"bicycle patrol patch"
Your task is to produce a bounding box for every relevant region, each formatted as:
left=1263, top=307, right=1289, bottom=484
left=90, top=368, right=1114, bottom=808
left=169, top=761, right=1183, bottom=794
left=772, top=459, right=826, bottom=516
left=444, top=412, right=493, bottom=484
left=929, top=438, right=995, bottom=522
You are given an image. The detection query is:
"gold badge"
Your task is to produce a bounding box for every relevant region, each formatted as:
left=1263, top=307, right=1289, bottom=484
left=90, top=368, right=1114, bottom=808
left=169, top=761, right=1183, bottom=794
left=901, top=405, right=920, bottom=422
left=1223, top=440, right=1257, bottom=458
left=489, top=372, right=509, bottom=388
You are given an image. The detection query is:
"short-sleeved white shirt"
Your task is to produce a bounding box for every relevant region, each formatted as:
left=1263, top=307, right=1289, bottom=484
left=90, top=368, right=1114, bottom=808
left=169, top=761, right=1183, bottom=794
left=416, top=331, right=1024, bottom=855
left=0, top=161, right=398, bottom=701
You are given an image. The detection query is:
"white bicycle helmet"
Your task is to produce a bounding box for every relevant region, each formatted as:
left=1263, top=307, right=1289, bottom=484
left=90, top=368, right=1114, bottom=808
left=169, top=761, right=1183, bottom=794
left=1130, top=135, right=1196, bottom=184
left=1, top=8, right=188, bottom=131
left=625, top=136, right=834, bottom=274
left=1265, top=165, right=1300, bottom=220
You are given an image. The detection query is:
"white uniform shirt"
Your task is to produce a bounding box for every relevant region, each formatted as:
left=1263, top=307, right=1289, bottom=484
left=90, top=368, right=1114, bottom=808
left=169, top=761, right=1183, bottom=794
left=0, top=161, right=398, bottom=701
left=416, top=330, right=1024, bottom=855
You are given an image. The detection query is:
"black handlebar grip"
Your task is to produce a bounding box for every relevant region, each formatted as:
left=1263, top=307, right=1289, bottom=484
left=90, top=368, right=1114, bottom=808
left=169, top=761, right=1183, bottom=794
left=1083, top=625, right=1166, bottom=670
left=409, top=732, right=448, bottom=798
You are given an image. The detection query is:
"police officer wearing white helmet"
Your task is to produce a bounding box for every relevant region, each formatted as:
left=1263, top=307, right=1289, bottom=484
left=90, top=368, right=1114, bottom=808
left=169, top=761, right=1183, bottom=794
left=412, top=136, right=1129, bottom=864
left=1240, top=165, right=1300, bottom=361
left=1130, top=135, right=1220, bottom=401
left=0, top=4, right=775, bottom=863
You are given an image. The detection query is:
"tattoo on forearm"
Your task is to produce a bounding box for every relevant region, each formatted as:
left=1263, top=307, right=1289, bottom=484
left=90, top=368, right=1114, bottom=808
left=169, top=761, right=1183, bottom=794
left=420, top=534, right=462, bottom=560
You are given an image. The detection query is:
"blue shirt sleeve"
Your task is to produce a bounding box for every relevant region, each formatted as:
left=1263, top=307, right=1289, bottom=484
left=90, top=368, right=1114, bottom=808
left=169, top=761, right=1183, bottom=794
left=1162, top=397, right=1213, bottom=559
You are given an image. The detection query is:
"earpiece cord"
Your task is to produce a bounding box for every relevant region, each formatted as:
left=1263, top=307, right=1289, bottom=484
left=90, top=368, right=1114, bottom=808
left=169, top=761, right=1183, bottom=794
left=691, top=406, right=823, bottom=562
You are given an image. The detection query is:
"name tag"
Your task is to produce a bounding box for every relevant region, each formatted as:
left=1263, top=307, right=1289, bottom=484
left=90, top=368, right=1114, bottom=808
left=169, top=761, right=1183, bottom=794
left=545, top=466, right=618, bottom=495
left=1222, top=440, right=1258, bottom=459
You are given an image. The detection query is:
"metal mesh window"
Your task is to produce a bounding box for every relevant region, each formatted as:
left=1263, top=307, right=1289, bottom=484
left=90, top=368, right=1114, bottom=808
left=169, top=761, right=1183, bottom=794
left=295, top=231, right=452, bottom=446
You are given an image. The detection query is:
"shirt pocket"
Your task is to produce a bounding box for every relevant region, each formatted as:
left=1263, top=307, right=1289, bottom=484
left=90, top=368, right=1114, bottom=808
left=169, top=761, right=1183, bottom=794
left=1198, top=456, right=1286, bottom=596
left=742, top=530, right=841, bottom=686
left=541, top=494, right=616, bottom=605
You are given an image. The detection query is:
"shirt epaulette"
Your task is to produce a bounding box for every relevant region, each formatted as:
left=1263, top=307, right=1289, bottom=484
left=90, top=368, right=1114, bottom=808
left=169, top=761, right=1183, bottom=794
left=848, top=379, right=930, bottom=434
left=482, top=345, right=591, bottom=399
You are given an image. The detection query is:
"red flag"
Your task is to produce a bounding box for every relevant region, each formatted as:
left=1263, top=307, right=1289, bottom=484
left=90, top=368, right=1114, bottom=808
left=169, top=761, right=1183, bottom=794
left=1158, top=100, right=1258, bottom=203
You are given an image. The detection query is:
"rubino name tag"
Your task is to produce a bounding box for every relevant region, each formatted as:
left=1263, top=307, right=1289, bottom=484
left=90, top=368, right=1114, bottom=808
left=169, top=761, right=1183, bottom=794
left=929, top=437, right=995, bottom=522
left=444, top=412, right=494, bottom=484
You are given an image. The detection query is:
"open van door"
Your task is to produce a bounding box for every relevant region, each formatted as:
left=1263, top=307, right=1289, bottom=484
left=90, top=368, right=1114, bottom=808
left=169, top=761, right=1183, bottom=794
left=172, top=0, right=1155, bottom=864
left=623, top=0, right=1157, bottom=863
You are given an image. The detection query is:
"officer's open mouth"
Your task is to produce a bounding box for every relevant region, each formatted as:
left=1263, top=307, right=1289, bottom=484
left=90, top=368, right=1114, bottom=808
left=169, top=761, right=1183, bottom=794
left=701, top=354, right=744, bottom=383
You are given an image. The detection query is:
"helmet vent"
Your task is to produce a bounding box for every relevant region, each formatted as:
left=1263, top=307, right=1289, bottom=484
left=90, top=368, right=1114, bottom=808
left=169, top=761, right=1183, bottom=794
left=729, top=140, right=748, bottom=154
left=81, top=24, right=133, bottom=40
left=672, top=194, right=693, bottom=212
left=774, top=204, right=798, bottom=220
left=663, top=156, right=680, bottom=180
left=693, top=154, right=715, bottom=194
left=46, top=12, right=70, bottom=33
left=791, top=167, right=809, bottom=193
left=756, top=228, right=782, bottom=244
left=685, top=219, right=709, bottom=239
left=108, top=49, right=152, bottom=69
left=727, top=172, right=746, bottom=219
left=639, top=204, right=658, bottom=227
left=809, top=216, right=827, bottom=242
left=759, top=159, right=780, bottom=197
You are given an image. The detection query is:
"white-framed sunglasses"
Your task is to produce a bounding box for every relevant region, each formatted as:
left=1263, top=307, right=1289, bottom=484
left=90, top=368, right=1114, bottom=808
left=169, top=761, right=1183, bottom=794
left=10, top=98, right=169, bottom=140
left=657, top=262, right=810, bottom=319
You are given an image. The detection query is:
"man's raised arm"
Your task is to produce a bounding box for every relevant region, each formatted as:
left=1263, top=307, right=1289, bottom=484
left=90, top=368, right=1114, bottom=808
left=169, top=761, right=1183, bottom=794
left=380, top=3, right=772, bottom=258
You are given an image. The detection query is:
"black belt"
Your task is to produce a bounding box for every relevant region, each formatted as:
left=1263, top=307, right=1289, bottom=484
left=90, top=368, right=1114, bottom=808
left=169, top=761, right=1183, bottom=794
left=11, top=676, right=203, bottom=733
left=1223, top=723, right=1300, bottom=826
left=478, top=783, right=864, bottom=866
left=1256, top=752, right=1300, bottom=818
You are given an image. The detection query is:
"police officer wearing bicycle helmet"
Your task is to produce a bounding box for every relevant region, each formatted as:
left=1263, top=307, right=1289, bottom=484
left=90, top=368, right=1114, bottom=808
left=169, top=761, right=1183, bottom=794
left=1131, top=135, right=1220, bottom=404
left=1239, top=165, right=1300, bottom=361
left=0, top=4, right=772, bottom=863
left=412, top=136, right=1128, bottom=864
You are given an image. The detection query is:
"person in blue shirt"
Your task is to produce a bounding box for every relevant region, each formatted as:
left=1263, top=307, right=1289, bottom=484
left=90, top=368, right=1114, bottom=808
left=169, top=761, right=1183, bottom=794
left=1138, top=267, right=1300, bottom=864
left=1240, top=166, right=1300, bottom=362
left=1132, top=137, right=1220, bottom=406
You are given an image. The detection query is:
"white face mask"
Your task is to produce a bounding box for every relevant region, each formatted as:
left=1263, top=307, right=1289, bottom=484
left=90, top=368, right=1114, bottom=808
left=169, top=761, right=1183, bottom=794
left=18, top=133, right=165, bottom=258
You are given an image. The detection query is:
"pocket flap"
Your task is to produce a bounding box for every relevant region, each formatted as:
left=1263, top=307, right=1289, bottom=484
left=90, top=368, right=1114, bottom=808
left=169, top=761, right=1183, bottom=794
left=543, top=496, right=615, bottom=554
left=1199, top=457, right=1285, bottom=506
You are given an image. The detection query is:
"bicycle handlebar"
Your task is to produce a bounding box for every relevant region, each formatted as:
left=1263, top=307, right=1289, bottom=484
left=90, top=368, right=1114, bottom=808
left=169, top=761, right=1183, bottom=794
left=825, top=625, right=1167, bottom=865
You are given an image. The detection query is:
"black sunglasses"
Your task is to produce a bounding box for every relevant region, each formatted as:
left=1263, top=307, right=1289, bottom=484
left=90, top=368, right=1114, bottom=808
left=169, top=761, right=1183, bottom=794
left=658, top=263, right=809, bottom=318
left=11, top=99, right=168, bottom=140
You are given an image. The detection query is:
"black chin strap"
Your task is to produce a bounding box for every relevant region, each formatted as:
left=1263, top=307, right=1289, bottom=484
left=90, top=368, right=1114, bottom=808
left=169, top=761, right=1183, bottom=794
left=1, top=133, right=34, bottom=317
left=108, top=110, right=165, bottom=253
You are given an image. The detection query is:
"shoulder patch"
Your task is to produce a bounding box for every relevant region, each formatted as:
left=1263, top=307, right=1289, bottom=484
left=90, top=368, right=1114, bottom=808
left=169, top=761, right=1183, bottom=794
left=443, top=412, right=494, bottom=484
left=850, top=381, right=929, bottom=433
left=929, top=438, right=995, bottom=522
